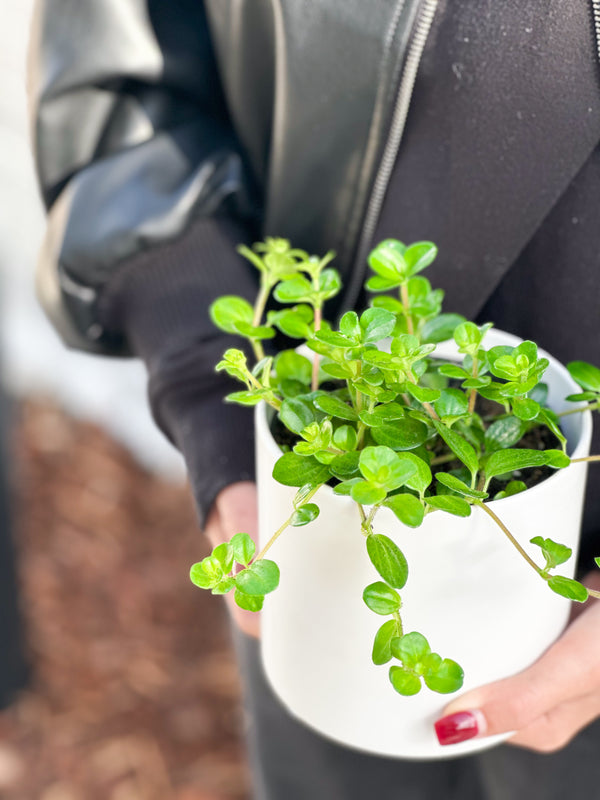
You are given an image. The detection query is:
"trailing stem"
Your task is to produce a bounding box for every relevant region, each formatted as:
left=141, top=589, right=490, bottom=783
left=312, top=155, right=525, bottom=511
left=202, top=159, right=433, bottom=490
left=255, top=485, right=322, bottom=561
left=475, top=501, right=543, bottom=576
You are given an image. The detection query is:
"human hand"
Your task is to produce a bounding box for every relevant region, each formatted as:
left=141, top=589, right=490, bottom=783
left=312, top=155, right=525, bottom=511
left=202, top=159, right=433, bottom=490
left=434, top=571, right=600, bottom=752
left=203, top=481, right=260, bottom=638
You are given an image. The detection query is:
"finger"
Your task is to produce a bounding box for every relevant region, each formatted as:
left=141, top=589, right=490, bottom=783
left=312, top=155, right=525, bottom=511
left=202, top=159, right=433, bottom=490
left=508, top=691, right=600, bottom=752
left=434, top=600, right=600, bottom=746
left=204, top=482, right=261, bottom=638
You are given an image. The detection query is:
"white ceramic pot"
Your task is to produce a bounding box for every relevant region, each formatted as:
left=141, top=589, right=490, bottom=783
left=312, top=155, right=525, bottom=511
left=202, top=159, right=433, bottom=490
left=254, top=330, right=592, bottom=759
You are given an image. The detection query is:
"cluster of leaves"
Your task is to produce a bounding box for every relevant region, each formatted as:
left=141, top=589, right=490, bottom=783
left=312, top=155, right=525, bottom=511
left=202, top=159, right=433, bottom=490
left=191, top=236, right=600, bottom=698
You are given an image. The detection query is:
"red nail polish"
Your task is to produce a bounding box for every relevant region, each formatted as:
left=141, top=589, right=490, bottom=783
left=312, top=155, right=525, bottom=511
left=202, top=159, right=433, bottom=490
left=434, top=710, right=483, bottom=746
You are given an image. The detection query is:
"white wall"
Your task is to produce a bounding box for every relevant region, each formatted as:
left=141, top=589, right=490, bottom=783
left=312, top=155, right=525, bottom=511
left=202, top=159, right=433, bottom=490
left=0, top=0, right=185, bottom=481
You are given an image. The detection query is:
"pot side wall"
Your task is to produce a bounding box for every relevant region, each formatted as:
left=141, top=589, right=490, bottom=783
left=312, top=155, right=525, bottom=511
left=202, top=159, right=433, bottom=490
left=254, top=330, right=592, bottom=759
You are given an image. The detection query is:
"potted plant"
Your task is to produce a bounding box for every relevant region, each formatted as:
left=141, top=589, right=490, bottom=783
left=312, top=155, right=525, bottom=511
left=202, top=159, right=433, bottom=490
left=190, top=237, right=600, bottom=758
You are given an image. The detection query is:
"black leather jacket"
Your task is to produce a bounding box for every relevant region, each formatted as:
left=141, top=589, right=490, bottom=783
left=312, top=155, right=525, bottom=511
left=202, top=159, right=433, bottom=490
left=29, top=2, right=600, bottom=553
left=31, top=0, right=600, bottom=353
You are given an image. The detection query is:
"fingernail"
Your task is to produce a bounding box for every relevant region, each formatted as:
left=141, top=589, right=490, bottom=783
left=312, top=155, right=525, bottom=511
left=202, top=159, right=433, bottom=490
left=434, top=710, right=486, bottom=746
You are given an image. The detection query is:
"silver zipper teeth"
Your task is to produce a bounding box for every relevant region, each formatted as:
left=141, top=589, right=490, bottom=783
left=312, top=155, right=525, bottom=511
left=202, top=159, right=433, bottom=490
left=346, top=0, right=439, bottom=307
left=592, top=0, right=600, bottom=63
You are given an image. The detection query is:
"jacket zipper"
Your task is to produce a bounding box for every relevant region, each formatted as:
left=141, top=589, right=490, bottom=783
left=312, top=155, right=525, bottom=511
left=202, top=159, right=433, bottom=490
left=592, top=1, right=600, bottom=63
left=345, top=0, right=439, bottom=309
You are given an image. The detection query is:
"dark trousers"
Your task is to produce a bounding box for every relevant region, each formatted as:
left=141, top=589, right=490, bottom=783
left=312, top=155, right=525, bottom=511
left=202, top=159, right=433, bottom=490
left=233, top=633, right=600, bottom=800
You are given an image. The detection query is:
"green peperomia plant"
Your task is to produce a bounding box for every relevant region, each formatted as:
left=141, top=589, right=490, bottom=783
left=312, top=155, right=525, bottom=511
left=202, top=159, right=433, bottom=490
left=190, top=237, right=600, bottom=698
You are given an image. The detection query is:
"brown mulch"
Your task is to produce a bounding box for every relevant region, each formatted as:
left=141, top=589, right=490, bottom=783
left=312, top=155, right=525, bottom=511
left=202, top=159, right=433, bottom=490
left=0, top=399, right=251, bottom=800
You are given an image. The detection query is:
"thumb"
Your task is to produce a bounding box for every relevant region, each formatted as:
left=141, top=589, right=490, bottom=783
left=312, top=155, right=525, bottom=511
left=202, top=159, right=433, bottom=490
left=433, top=647, right=575, bottom=746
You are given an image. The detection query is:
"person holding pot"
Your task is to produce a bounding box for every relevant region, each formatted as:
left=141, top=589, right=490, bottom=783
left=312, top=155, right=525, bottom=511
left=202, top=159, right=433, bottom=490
left=29, top=1, right=600, bottom=797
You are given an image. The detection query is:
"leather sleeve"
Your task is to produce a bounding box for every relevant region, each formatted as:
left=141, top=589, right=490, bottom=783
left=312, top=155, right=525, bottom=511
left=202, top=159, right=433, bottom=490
left=29, top=0, right=261, bottom=521
left=30, top=0, right=260, bottom=354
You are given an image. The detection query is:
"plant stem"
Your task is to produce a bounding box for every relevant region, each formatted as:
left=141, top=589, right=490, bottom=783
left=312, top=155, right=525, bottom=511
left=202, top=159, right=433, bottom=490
left=475, top=501, right=544, bottom=576
left=255, top=485, right=321, bottom=560
left=468, top=360, right=479, bottom=414
left=311, top=305, right=322, bottom=391
left=400, top=283, right=414, bottom=336
left=392, top=610, right=404, bottom=637
left=571, top=456, right=600, bottom=464
left=556, top=403, right=598, bottom=418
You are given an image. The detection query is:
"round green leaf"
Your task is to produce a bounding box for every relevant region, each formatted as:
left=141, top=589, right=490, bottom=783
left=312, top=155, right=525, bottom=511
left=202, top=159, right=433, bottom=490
left=426, top=495, right=472, bottom=517
left=484, top=416, right=526, bottom=452
left=383, top=493, right=425, bottom=527
left=333, top=425, right=358, bottom=451
left=235, top=560, right=280, bottom=596
left=389, top=666, right=422, bottom=696
left=547, top=575, right=588, bottom=602
left=567, top=361, right=600, bottom=392
left=423, top=658, right=464, bottom=694
left=313, top=395, right=358, bottom=421
left=280, top=397, right=317, bottom=434
left=391, top=631, right=430, bottom=669
left=290, top=503, right=320, bottom=526
left=234, top=589, right=264, bottom=612
left=272, top=452, right=330, bottom=487
left=371, top=418, right=428, bottom=451
left=189, top=562, right=214, bottom=589
left=362, top=581, right=401, bottom=615
left=350, top=480, right=387, bottom=505
left=209, top=295, right=254, bottom=334
left=230, top=533, right=255, bottom=567
left=366, top=534, right=409, bottom=589
left=372, top=619, right=401, bottom=665
left=275, top=351, right=313, bottom=385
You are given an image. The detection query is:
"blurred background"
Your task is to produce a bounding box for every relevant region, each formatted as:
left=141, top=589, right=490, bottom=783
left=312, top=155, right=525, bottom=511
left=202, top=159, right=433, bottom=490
left=0, top=2, right=250, bottom=798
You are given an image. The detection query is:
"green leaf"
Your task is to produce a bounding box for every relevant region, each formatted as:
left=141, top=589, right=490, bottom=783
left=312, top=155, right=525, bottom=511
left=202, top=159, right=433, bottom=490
left=209, top=295, right=254, bottom=334
left=275, top=351, right=312, bottom=385
left=406, top=384, right=441, bottom=403
left=426, top=495, right=472, bottom=517
left=389, top=666, right=422, bottom=696
left=434, top=388, right=469, bottom=419
left=212, top=542, right=234, bottom=573
left=272, top=452, right=330, bottom=487
left=372, top=619, right=401, bottom=665
left=329, top=451, right=360, bottom=479
left=273, top=275, right=314, bottom=304
left=421, top=314, right=466, bottom=344
left=235, top=560, right=280, bottom=596
left=544, top=450, right=571, bottom=469
left=400, top=453, right=433, bottom=496
left=567, top=361, right=600, bottom=392
left=226, top=390, right=264, bottom=406
left=332, top=477, right=362, bottom=496
left=494, top=480, right=527, bottom=500
left=359, top=307, right=397, bottom=343
left=269, top=305, right=314, bottom=338
left=366, top=534, right=409, bottom=589
left=423, top=659, right=464, bottom=693
left=438, top=363, right=469, bottom=379
left=313, top=395, right=358, bottom=421
left=595, top=556, right=600, bottom=569
left=435, top=473, right=488, bottom=499
left=317, top=268, right=342, bottom=300
left=290, top=503, right=320, bottom=526
left=530, top=536, right=572, bottom=570
left=383, top=493, right=425, bottom=527
left=350, top=480, right=387, bottom=505
left=230, top=533, right=255, bottom=567
left=359, top=447, right=417, bottom=491
left=512, top=397, right=540, bottom=421
left=211, top=577, right=236, bottom=595
left=484, top=449, right=550, bottom=484
left=279, top=397, right=317, bottom=434
left=547, top=575, right=588, bottom=603
left=391, top=632, right=430, bottom=669
left=189, top=561, right=216, bottom=589
left=371, top=418, right=428, bottom=451
left=403, top=241, right=438, bottom=277
left=234, top=589, right=264, bottom=612
left=234, top=321, right=275, bottom=340
left=484, top=416, right=526, bottom=452
left=433, top=420, right=479, bottom=479
left=362, top=581, right=401, bottom=615
left=332, top=425, right=358, bottom=451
